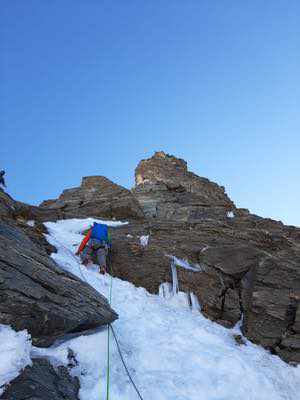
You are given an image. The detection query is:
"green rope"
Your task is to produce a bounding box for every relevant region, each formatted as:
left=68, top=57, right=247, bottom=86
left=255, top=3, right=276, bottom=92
left=104, top=256, right=145, bottom=400
left=106, top=261, right=113, bottom=400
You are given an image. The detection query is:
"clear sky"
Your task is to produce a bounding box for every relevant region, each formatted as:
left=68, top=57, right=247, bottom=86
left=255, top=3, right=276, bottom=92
left=1, top=1, right=299, bottom=226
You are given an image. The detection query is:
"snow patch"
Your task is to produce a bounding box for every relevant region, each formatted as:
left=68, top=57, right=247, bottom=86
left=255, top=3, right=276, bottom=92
left=139, top=235, right=149, bottom=247
left=0, top=325, right=32, bottom=396
left=26, top=220, right=35, bottom=227
left=46, top=217, right=127, bottom=235
left=227, top=211, right=235, bottom=218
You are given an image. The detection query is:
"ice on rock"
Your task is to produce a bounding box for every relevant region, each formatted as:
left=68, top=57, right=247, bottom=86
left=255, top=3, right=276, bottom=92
left=169, top=255, right=203, bottom=272
left=190, top=292, right=201, bottom=311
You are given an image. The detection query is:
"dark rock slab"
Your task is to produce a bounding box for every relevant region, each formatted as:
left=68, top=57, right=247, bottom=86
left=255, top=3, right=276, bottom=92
left=240, top=254, right=300, bottom=362
left=277, top=333, right=300, bottom=363
left=0, top=359, right=79, bottom=400
left=199, top=244, right=263, bottom=279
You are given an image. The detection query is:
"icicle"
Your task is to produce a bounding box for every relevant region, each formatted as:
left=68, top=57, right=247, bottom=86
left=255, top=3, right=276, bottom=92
left=159, top=282, right=173, bottom=299
left=171, top=260, right=179, bottom=295
left=167, top=255, right=203, bottom=272
left=190, top=292, right=201, bottom=311
left=158, top=283, right=164, bottom=298
left=140, top=235, right=149, bottom=247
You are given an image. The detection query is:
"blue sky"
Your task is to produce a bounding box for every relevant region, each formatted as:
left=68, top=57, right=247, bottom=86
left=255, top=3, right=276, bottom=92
left=1, top=1, right=299, bottom=226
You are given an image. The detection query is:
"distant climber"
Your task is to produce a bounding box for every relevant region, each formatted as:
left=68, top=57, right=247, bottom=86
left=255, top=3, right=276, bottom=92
left=0, top=170, right=6, bottom=189
left=76, top=222, right=111, bottom=274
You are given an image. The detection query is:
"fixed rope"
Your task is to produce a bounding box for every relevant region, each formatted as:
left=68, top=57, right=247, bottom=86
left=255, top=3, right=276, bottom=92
left=106, top=260, right=145, bottom=400
left=110, top=324, right=144, bottom=400
left=106, top=263, right=113, bottom=400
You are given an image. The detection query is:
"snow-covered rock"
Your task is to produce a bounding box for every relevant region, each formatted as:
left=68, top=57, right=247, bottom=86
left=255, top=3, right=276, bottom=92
left=0, top=325, right=32, bottom=396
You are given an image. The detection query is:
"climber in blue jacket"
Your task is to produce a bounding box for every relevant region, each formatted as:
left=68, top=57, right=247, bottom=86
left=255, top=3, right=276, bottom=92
left=76, top=222, right=111, bottom=274
left=0, top=171, right=6, bottom=189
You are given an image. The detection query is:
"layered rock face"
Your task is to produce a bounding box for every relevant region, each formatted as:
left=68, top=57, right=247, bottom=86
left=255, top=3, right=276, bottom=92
left=133, top=151, right=235, bottom=221
left=0, top=190, right=118, bottom=347
left=39, top=176, right=144, bottom=221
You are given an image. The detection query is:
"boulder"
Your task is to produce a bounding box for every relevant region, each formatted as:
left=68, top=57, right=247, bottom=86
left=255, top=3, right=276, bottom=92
left=0, top=359, right=79, bottom=400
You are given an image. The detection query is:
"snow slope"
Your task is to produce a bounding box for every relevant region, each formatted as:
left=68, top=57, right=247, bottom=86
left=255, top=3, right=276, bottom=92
left=0, top=325, right=32, bottom=396
left=33, top=218, right=300, bottom=400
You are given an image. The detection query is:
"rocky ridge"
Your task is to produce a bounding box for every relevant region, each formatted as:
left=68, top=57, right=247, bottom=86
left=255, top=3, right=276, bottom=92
left=1, top=151, right=300, bottom=365
left=133, top=151, right=235, bottom=221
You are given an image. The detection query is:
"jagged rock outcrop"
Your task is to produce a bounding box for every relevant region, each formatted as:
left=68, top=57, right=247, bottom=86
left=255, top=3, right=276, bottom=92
left=0, top=218, right=118, bottom=347
left=39, top=176, right=144, bottom=221
left=133, top=151, right=235, bottom=221
left=0, top=359, right=79, bottom=400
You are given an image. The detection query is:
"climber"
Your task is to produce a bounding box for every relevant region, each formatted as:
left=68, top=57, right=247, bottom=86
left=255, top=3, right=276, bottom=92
left=0, top=170, right=6, bottom=189
left=76, top=222, right=111, bottom=274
